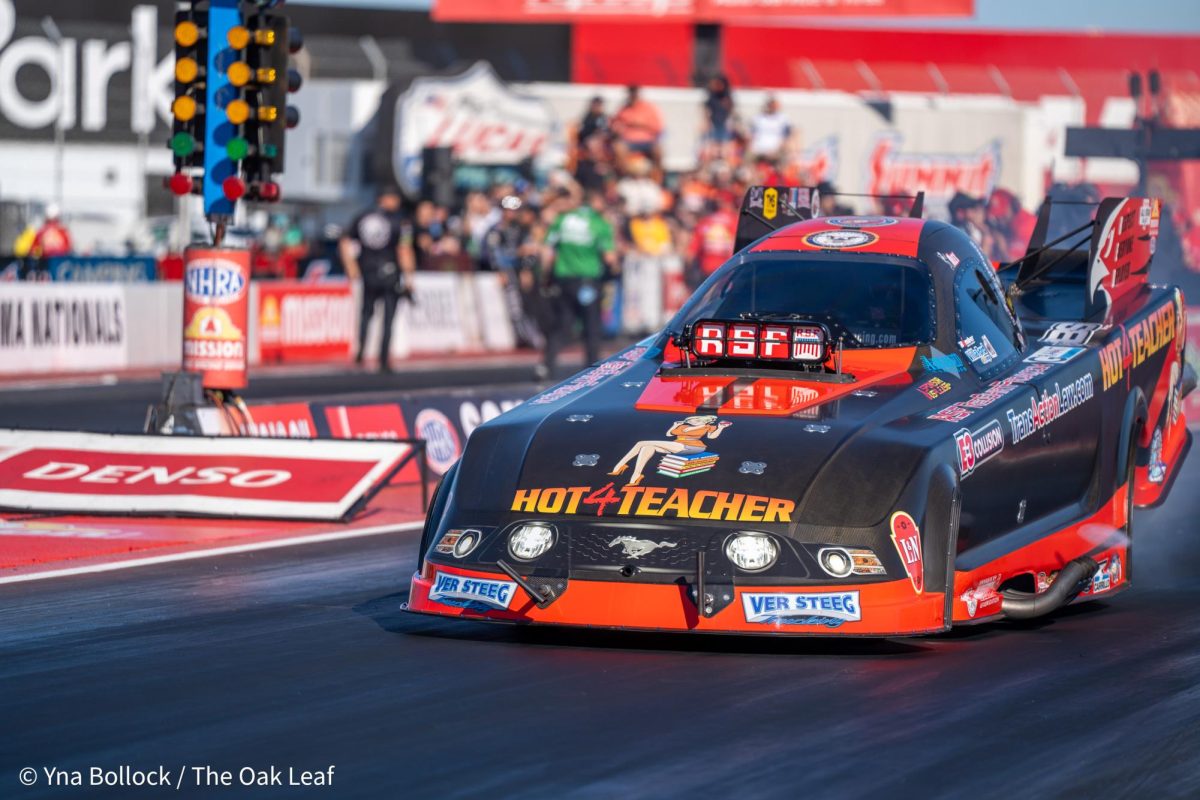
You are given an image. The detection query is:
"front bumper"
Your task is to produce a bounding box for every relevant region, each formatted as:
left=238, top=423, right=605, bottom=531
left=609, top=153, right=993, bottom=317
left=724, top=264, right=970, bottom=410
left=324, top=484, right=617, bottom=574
left=407, top=562, right=948, bottom=637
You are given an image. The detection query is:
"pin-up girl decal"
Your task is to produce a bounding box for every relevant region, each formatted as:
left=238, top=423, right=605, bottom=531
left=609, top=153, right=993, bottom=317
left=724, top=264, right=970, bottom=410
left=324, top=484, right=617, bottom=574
left=608, top=415, right=732, bottom=486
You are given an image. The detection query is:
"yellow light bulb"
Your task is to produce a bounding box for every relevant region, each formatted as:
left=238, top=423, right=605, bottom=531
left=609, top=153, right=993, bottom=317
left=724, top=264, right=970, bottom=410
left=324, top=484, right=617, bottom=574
left=227, top=62, right=252, bottom=87
left=174, top=21, right=199, bottom=48
left=227, top=26, right=250, bottom=50
left=256, top=68, right=277, bottom=84
left=175, top=57, right=198, bottom=84
left=258, top=106, right=279, bottom=122
left=225, top=99, right=250, bottom=125
left=172, top=96, right=197, bottom=122
left=253, top=29, right=276, bottom=46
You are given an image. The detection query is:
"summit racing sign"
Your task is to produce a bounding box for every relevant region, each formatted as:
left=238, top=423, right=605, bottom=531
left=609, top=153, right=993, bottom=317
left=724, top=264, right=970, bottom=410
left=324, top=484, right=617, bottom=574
left=0, top=430, right=412, bottom=521
left=511, top=483, right=795, bottom=523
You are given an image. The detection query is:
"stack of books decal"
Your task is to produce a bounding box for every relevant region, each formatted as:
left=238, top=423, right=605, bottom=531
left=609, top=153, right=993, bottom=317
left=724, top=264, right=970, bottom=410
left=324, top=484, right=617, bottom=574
left=657, top=452, right=720, bottom=478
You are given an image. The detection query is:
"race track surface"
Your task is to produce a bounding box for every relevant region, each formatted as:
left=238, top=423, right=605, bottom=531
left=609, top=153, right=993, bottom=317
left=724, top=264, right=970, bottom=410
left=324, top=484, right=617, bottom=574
left=2, top=454, right=1198, bottom=798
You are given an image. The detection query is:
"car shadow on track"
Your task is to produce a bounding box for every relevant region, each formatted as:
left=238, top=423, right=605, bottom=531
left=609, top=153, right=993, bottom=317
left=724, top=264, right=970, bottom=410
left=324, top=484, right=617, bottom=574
left=352, top=591, right=931, bottom=656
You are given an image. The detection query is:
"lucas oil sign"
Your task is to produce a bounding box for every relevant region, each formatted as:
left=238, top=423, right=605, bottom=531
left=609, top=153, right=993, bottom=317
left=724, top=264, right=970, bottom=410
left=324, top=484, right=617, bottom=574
left=182, top=248, right=250, bottom=390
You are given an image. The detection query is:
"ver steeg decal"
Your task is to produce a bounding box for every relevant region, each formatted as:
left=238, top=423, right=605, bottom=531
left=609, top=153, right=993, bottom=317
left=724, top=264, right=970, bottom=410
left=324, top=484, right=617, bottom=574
left=1005, top=374, right=1095, bottom=445
left=742, top=591, right=861, bottom=627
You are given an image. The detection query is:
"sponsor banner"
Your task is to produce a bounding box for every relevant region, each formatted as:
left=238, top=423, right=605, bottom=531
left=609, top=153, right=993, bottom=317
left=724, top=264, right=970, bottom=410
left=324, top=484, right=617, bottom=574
left=434, top=0, right=971, bottom=22
left=324, top=403, right=420, bottom=482
left=0, top=429, right=411, bottom=521
left=244, top=403, right=318, bottom=439
left=258, top=281, right=355, bottom=363
left=182, top=248, right=250, bottom=389
left=47, top=256, right=157, bottom=283
left=742, top=591, right=862, bottom=627
left=391, top=62, right=555, bottom=196
left=401, top=392, right=526, bottom=475
left=0, top=282, right=127, bottom=374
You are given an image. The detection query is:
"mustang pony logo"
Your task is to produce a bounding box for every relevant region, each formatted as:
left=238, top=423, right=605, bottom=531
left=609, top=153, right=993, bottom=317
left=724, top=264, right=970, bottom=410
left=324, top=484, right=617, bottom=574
left=608, top=536, right=678, bottom=559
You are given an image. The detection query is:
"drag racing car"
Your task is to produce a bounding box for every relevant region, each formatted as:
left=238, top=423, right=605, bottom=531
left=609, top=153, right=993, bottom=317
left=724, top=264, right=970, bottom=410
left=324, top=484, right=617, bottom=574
left=407, top=186, right=1193, bottom=636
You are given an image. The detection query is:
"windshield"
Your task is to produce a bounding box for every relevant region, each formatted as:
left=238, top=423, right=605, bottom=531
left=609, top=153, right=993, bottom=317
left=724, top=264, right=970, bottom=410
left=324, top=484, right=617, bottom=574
left=670, top=254, right=936, bottom=349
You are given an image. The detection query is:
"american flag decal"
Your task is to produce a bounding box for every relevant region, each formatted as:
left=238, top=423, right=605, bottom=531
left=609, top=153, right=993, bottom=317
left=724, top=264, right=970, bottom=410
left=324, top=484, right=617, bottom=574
left=791, top=326, right=825, bottom=362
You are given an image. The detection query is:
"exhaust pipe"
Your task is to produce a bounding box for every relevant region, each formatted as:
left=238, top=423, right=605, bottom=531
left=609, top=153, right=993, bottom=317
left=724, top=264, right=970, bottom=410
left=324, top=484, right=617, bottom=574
left=1001, top=557, right=1098, bottom=620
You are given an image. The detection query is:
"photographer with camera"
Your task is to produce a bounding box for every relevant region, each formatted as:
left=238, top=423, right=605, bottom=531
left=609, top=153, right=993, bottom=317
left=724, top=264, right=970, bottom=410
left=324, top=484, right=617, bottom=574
left=340, top=186, right=417, bottom=373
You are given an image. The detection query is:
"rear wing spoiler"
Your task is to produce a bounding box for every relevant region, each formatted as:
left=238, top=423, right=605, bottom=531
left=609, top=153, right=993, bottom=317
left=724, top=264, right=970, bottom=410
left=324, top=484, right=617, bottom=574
left=733, top=186, right=925, bottom=254
left=1016, top=195, right=1161, bottom=317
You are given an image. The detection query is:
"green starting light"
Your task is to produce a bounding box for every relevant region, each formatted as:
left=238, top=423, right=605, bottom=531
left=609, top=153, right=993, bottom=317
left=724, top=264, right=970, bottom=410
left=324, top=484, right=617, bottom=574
left=263, top=143, right=278, bottom=159
left=226, top=136, right=250, bottom=161
left=170, top=131, right=197, bottom=158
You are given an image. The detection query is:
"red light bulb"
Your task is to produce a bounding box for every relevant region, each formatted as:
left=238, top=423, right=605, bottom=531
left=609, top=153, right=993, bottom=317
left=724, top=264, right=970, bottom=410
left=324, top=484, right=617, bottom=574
left=222, top=176, right=246, bottom=201
left=256, top=182, right=281, bottom=202
left=168, top=172, right=193, bottom=196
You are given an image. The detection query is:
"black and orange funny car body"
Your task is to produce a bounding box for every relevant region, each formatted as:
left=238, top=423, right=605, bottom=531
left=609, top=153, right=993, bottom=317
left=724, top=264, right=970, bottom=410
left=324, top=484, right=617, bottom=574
left=407, top=187, right=1192, bottom=637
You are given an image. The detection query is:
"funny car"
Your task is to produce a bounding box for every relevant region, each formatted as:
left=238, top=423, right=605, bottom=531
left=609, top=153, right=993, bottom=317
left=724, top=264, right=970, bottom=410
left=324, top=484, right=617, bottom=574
left=406, top=186, right=1192, bottom=636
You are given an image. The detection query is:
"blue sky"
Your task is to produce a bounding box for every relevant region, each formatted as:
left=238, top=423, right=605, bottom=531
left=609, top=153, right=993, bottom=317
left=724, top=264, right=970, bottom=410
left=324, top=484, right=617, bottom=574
left=292, top=0, right=1200, bottom=33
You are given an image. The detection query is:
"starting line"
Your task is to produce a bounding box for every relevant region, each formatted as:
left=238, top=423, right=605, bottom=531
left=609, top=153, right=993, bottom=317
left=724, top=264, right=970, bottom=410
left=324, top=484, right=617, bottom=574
left=0, top=520, right=424, bottom=586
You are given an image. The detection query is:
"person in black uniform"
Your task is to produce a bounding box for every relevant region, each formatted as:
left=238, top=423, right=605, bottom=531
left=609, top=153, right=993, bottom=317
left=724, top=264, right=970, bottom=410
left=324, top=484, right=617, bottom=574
left=340, top=186, right=416, bottom=373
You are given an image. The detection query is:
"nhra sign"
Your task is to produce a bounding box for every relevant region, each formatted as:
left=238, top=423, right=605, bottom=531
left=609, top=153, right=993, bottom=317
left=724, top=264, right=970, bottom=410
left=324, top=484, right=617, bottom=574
left=182, top=248, right=250, bottom=389
left=258, top=282, right=356, bottom=363
left=0, top=429, right=412, bottom=522
left=392, top=62, right=555, bottom=196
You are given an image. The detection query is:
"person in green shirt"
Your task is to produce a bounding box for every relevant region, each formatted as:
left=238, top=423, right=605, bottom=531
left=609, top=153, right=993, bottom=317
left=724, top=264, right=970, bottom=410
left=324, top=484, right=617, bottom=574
left=541, top=189, right=617, bottom=375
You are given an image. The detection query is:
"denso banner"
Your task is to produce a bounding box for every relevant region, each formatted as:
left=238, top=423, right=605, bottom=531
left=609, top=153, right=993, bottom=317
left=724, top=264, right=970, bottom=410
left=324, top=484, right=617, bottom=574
left=0, top=430, right=413, bottom=521
left=258, top=281, right=355, bottom=363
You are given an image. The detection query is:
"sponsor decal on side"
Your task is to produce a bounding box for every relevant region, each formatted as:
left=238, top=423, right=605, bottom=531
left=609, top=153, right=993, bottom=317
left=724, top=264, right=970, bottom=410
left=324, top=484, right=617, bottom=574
left=1040, top=321, right=1104, bottom=346
left=1148, top=427, right=1166, bottom=483
left=742, top=591, right=861, bottom=627
left=960, top=335, right=997, bottom=366
left=802, top=230, right=879, bottom=250
left=530, top=347, right=647, bottom=405
left=960, top=574, right=1002, bottom=618
left=1005, top=374, right=1094, bottom=445
left=511, top=485, right=795, bottom=523
left=1023, top=345, right=1085, bottom=365
left=1098, top=337, right=1126, bottom=391
left=937, top=251, right=960, bottom=268
left=928, top=364, right=1052, bottom=422
left=917, top=377, right=952, bottom=400
left=429, top=571, right=516, bottom=611
left=954, top=419, right=1004, bottom=478
left=889, top=511, right=923, bottom=594
left=1084, top=554, right=1123, bottom=595
left=1126, top=303, right=1176, bottom=371
left=921, top=353, right=966, bottom=375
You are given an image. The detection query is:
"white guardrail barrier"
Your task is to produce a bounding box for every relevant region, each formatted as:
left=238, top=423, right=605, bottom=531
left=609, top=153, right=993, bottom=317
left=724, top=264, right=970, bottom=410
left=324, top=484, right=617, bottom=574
left=0, top=273, right=520, bottom=376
